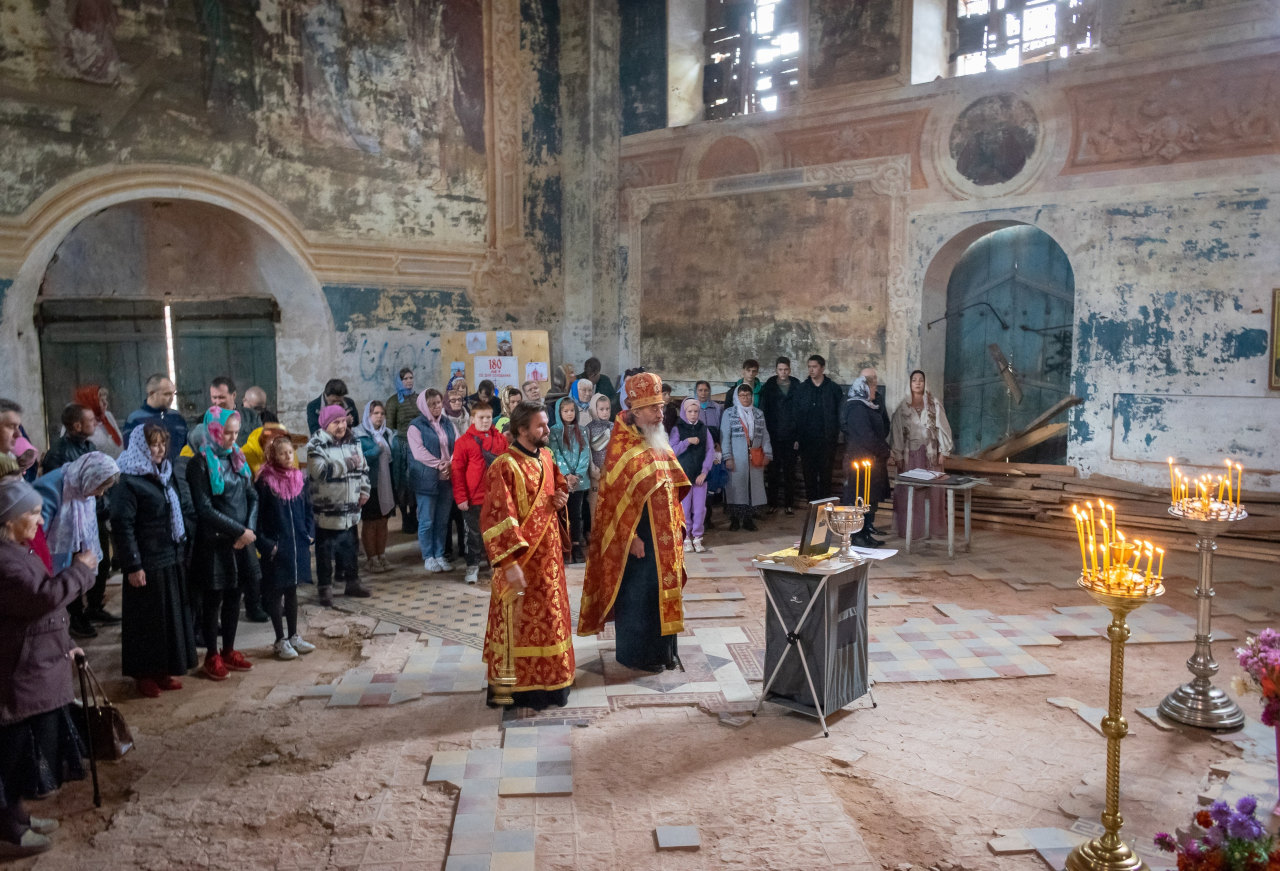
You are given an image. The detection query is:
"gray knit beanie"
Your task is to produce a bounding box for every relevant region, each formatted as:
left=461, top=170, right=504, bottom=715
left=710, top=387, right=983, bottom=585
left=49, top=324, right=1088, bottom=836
left=0, top=478, right=41, bottom=525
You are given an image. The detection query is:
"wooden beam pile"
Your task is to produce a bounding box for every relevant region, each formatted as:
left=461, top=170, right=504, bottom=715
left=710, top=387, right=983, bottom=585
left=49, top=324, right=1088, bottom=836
left=940, top=456, right=1280, bottom=561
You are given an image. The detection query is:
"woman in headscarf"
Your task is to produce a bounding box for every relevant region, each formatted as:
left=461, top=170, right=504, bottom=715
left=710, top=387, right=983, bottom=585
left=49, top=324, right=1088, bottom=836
left=73, top=384, right=122, bottom=459
left=890, top=370, right=954, bottom=541
left=254, top=430, right=316, bottom=660
left=720, top=384, right=771, bottom=531
left=186, top=407, right=259, bottom=682
left=494, top=386, right=522, bottom=435
left=385, top=368, right=419, bottom=534
left=0, top=478, right=97, bottom=858
left=355, top=400, right=395, bottom=573
left=45, top=452, right=120, bottom=574
left=109, top=424, right=196, bottom=698
left=569, top=378, right=595, bottom=415
left=671, top=397, right=714, bottom=552
left=842, top=375, right=890, bottom=547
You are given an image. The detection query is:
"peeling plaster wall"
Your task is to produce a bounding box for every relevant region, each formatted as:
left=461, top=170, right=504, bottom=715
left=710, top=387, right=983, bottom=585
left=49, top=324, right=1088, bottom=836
left=906, top=180, right=1280, bottom=489
left=619, top=12, right=1280, bottom=489
left=0, top=0, right=488, bottom=241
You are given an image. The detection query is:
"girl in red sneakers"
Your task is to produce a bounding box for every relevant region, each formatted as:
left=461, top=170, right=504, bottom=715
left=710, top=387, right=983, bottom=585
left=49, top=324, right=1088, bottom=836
left=451, top=402, right=508, bottom=585
left=186, top=408, right=259, bottom=681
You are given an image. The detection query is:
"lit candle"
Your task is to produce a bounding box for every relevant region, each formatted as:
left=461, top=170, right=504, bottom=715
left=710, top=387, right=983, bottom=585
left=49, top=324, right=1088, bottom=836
left=1156, top=547, right=1164, bottom=577
left=1073, top=507, right=1087, bottom=574
left=863, top=460, right=871, bottom=506
left=853, top=461, right=860, bottom=506
left=1224, top=459, right=1234, bottom=504
left=1168, top=457, right=1175, bottom=503
left=1217, top=474, right=1225, bottom=502
left=1235, top=462, right=1243, bottom=509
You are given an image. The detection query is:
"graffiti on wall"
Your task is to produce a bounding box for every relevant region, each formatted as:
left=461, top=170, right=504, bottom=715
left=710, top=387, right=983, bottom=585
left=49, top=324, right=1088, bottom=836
left=340, top=330, right=442, bottom=399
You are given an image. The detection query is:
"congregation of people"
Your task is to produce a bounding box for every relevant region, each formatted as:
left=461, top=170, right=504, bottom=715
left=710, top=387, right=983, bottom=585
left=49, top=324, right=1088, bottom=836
left=0, top=352, right=953, bottom=857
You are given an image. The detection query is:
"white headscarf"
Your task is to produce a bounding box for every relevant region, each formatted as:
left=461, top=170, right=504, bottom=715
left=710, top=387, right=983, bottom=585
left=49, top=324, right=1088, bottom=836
left=733, top=390, right=754, bottom=441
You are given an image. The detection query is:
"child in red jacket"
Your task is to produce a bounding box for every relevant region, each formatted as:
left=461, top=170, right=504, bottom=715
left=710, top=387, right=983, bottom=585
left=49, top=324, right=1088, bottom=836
left=451, top=402, right=509, bottom=584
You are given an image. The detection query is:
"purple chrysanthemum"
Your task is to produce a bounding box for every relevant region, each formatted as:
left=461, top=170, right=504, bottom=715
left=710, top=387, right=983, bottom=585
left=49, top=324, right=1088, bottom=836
left=1236, top=795, right=1258, bottom=816
left=1153, top=832, right=1177, bottom=852
left=1208, top=799, right=1232, bottom=825
left=1226, top=811, right=1265, bottom=841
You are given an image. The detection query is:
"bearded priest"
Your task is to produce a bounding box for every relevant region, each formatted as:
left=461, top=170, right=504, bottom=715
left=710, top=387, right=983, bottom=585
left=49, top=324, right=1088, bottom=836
left=480, top=400, right=575, bottom=709
left=578, top=372, right=691, bottom=672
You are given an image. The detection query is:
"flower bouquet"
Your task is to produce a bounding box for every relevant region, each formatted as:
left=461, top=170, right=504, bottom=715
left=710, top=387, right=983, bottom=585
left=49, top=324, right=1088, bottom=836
left=1234, top=629, right=1280, bottom=727
left=1153, top=798, right=1278, bottom=870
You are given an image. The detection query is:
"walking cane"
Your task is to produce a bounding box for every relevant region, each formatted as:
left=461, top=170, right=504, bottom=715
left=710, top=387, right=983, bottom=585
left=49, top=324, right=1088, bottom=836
left=73, top=653, right=102, bottom=808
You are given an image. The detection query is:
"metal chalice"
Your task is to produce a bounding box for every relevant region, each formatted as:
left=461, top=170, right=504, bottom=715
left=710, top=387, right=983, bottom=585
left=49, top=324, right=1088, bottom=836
left=825, top=503, right=868, bottom=563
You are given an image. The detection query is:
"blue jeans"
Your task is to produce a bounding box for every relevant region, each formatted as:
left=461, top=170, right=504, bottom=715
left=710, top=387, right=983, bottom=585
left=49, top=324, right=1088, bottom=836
left=416, top=491, right=453, bottom=560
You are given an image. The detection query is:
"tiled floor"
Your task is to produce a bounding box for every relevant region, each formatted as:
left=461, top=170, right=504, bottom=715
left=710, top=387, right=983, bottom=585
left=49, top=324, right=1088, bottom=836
left=427, top=726, right=574, bottom=871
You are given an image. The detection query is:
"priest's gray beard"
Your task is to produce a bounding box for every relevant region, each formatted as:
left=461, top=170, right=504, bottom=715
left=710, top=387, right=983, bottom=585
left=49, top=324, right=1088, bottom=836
left=636, top=419, right=672, bottom=455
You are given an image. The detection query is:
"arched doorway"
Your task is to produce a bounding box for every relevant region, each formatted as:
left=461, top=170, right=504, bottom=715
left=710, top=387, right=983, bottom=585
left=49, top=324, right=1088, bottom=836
left=0, top=165, right=334, bottom=443
left=941, top=225, right=1074, bottom=462
left=37, top=200, right=283, bottom=436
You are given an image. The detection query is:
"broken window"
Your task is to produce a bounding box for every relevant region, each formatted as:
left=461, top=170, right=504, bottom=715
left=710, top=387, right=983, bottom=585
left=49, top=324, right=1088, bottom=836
left=951, top=0, right=1096, bottom=77
left=704, top=0, right=801, bottom=120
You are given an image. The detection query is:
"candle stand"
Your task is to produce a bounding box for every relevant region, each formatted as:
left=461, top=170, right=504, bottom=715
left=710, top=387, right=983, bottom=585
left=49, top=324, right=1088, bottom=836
left=1066, top=581, right=1164, bottom=871
left=1156, top=508, right=1246, bottom=731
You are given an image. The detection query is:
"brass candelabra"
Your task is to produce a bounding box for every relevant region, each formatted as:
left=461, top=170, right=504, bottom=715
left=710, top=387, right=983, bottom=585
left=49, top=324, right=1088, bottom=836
left=1065, top=503, right=1165, bottom=871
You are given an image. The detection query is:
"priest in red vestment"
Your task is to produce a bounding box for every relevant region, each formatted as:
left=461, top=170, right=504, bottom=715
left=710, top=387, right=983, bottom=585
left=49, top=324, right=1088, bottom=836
left=480, top=400, right=574, bottom=709
left=578, top=373, right=691, bottom=671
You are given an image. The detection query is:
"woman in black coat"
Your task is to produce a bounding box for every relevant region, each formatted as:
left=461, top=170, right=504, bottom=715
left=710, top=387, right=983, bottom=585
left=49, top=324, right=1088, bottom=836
left=254, top=431, right=316, bottom=660
left=110, top=424, right=198, bottom=698
left=0, top=478, right=97, bottom=857
left=186, top=408, right=260, bottom=681
left=841, top=375, right=890, bottom=547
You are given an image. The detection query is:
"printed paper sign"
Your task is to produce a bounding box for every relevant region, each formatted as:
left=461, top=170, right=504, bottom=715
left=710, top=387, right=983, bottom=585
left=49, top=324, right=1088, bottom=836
left=524, top=361, right=548, bottom=383
left=465, top=331, right=488, bottom=354
left=476, top=355, right=520, bottom=391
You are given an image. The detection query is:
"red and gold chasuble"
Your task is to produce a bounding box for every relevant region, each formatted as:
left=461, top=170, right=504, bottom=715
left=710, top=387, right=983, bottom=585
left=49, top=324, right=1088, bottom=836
left=480, top=445, right=575, bottom=693
left=578, top=417, right=691, bottom=637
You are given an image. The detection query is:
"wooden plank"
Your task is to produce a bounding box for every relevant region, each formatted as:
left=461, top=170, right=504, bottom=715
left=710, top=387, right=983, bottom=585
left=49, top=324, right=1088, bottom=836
left=1014, top=394, right=1082, bottom=437
left=944, top=456, right=1077, bottom=477
left=978, top=422, right=1068, bottom=461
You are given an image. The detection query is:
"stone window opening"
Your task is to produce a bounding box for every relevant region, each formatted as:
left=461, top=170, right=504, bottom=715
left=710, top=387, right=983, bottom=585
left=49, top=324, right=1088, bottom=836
left=704, top=0, right=801, bottom=120
left=950, top=0, right=1096, bottom=77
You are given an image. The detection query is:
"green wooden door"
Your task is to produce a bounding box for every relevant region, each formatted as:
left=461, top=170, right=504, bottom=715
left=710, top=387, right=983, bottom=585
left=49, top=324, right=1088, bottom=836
left=171, top=299, right=279, bottom=423
left=943, top=226, right=1074, bottom=461
left=37, top=300, right=169, bottom=441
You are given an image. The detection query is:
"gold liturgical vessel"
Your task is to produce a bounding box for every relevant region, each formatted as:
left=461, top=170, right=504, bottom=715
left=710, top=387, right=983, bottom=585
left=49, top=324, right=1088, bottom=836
left=1066, top=503, right=1164, bottom=871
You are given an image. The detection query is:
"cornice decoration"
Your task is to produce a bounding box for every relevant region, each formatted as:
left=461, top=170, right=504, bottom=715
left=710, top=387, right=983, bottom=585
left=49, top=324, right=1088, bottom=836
left=1065, top=54, right=1280, bottom=172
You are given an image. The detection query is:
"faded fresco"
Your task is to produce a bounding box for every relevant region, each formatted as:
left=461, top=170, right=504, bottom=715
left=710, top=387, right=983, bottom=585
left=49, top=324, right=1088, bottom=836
left=949, top=94, right=1039, bottom=186
left=807, top=0, right=902, bottom=90
left=638, top=183, right=890, bottom=383
left=0, top=0, right=487, bottom=241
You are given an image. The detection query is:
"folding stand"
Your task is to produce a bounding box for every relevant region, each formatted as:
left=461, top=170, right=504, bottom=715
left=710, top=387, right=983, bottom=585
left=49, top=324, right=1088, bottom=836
left=751, top=557, right=875, bottom=737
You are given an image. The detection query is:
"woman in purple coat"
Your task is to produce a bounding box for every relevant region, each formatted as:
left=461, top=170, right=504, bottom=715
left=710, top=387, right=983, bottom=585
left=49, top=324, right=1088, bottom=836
left=0, top=478, right=98, bottom=858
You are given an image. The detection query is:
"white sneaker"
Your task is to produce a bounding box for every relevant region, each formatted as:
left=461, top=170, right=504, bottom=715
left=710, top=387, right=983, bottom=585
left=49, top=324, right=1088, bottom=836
left=437, top=558, right=454, bottom=572
left=464, top=565, right=479, bottom=585
left=288, top=634, right=316, bottom=654
left=693, top=538, right=707, bottom=553
left=424, top=557, right=441, bottom=572
left=0, top=829, right=51, bottom=857
left=274, top=638, right=298, bottom=660
left=27, top=818, right=58, bottom=835
left=683, top=539, right=693, bottom=552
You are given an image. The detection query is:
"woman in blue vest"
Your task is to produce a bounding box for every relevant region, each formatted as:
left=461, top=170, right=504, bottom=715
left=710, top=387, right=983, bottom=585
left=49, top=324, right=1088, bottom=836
left=408, top=389, right=458, bottom=573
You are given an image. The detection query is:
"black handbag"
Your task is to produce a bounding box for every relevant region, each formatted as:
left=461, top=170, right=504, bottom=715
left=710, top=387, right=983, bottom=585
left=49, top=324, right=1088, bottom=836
left=73, top=655, right=134, bottom=761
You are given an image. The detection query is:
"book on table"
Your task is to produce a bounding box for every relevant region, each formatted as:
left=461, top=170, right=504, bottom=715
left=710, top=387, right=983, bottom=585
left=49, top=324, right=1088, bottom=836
left=899, top=468, right=947, bottom=481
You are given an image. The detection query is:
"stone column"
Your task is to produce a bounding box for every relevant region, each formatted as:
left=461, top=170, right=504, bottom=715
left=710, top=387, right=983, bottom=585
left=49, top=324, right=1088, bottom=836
left=559, top=0, right=622, bottom=379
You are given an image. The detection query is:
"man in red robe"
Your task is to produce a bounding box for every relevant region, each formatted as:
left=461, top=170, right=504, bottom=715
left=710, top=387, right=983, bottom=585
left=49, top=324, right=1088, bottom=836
left=578, top=373, right=691, bottom=671
left=480, top=400, right=574, bottom=709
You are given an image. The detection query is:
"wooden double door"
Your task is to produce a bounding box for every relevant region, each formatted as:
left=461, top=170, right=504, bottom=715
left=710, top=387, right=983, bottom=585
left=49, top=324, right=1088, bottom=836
left=38, top=298, right=278, bottom=439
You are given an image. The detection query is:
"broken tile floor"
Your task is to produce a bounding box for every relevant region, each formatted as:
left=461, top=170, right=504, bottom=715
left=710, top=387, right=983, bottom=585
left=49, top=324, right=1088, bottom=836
left=24, top=512, right=1280, bottom=870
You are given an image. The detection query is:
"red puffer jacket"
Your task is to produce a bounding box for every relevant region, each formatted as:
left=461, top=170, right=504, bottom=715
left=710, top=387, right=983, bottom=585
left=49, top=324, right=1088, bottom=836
left=451, top=425, right=509, bottom=508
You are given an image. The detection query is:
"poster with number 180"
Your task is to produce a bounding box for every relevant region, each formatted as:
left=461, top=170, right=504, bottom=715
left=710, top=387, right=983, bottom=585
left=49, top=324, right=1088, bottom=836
left=475, top=356, right=520, bottom=391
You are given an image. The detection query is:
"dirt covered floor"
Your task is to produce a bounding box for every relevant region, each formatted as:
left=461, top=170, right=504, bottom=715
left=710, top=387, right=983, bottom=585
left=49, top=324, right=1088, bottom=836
left=12, top=509, right=1278, bottom=871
